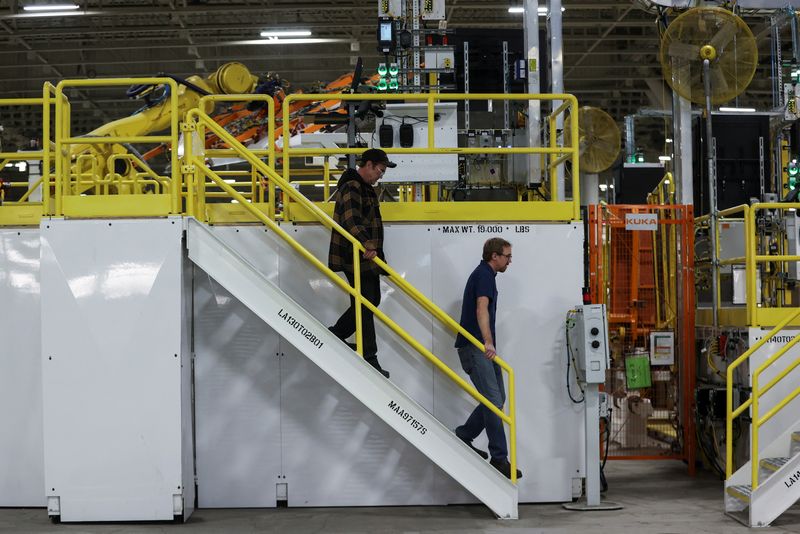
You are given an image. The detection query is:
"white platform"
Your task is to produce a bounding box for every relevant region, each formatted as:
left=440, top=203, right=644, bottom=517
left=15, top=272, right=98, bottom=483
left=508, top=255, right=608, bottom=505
left=1, top=216, right=585, bottom=516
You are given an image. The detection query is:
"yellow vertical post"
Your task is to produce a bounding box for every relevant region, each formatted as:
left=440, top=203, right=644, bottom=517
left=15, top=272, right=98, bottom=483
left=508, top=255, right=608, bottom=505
left=197, top=120, right=207, bottom=221
left=184, top=122, right=195, bottom=218
left=508, top=371, right=517, bottom=483
left=569, top=98, right=581, bottom=220
left=268, top=97, right=276, bottom=220
left=323, top=160, right=330, bottom=203
left=169, top=80, right=180, bottom=215
left=282, top=98, right=292, bottom=222
left=353, top=248, right=364, bottom=357
left=427, top=93, right=435, bottom=149
left=748, top=207, right=757, bottom=325
left=54, top=85, right=64, bottom=217
left=42, top=85, right=51, bottom=214
left=549, top=116, right=557, bottom=200
left=752, top=373, right=760, bottom=489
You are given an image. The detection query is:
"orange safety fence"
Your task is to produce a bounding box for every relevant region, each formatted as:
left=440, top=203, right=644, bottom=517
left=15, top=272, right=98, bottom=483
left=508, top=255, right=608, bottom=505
left=588, top=204, right=695, bottom=470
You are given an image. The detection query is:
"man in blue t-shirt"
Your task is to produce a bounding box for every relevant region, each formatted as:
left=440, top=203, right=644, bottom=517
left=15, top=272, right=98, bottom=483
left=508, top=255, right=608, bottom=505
left=454, top=237, right=522, bottom=480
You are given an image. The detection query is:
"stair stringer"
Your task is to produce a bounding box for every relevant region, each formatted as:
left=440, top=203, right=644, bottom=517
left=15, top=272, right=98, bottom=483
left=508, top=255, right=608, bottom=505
left=185, top=218, right=518, bottom=519
left=725, top=423, right=800, bottom=526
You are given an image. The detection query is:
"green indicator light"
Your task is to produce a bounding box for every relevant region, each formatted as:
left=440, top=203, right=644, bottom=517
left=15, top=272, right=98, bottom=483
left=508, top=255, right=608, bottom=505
left=377, top=79, right=388, bottom=91
left=388, top=78, right=399, bottom=91
left=637, top=154, right=644, bottom=163
left=388, top=63, right=399, bottom=76
left=789, top=159, right=799, bottom=180
left=377, top=63, right=387, bottom=77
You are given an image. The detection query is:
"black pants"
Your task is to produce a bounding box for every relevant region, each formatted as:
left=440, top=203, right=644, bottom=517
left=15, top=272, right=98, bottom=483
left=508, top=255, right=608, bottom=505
left=330, top=271, right=382, bottom=357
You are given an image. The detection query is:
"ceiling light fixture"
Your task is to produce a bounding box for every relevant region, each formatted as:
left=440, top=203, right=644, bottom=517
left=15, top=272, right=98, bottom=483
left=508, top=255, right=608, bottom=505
left=23, top=3, right=79, bottom=11
left=719, top=106, right=756, bottom=113
left=508, top=6, right=565, bottom=14
left=229, top=38, right=344, bottom=46
left=260, top=30, right=312, bottom=38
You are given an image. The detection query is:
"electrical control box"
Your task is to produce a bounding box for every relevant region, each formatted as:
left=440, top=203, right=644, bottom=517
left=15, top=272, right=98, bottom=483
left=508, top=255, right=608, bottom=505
left=569, top=304, right=610, bottom=384
left=378, top=0, right=402, bottom=18
left=421, top=0, right=445, bottom=20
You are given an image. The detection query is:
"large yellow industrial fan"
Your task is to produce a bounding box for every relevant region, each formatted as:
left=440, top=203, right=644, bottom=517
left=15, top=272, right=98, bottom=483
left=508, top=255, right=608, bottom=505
left=659, top=6, right=757, bottom=329
left=659, top=6, right=757, bottom=106
left=565, top=106, right=621, bottom=174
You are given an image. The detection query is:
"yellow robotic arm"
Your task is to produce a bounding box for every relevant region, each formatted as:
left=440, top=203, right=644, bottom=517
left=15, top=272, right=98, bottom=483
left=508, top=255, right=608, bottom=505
left=69, top=62, right=257, bottom=192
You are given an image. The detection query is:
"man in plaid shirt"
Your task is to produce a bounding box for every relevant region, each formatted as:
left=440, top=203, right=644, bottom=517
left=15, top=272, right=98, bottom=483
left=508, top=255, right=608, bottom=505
left=328, top=148, right=396, bottom=378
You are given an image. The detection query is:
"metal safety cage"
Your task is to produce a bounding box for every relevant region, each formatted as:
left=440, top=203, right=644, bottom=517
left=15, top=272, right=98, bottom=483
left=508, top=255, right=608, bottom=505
left=588, top=202, right=696, bottom=466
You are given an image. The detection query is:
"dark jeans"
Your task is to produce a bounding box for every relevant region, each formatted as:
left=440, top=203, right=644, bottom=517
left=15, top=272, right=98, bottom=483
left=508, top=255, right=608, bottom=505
left=330, top=271, right=382, bottom=357
left=455, top=344, right=508, bottom=460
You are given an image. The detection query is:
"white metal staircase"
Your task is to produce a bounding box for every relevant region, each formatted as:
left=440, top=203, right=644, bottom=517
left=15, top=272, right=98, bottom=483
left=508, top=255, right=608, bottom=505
left=725, top=426, right=800, bottom=527
left=185, top=218, right=518, bottom=519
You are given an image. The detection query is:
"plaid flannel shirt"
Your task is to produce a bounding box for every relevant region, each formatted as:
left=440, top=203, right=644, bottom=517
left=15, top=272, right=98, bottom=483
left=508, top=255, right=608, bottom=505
left=328, top=168, right=385, bottom=275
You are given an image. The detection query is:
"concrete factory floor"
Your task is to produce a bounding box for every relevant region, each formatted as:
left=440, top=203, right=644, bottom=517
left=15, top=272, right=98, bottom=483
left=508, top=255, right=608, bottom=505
left=3, top=460, right=800, bottom=533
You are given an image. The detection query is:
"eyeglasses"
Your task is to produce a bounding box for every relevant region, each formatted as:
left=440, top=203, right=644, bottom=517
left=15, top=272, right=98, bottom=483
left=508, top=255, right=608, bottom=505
left=499, top=253, right=512, bottom=260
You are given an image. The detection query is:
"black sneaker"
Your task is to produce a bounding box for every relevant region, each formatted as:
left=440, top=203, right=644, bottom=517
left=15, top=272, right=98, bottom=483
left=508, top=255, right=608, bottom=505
left=457, top=434, right=489, bottom=460
left=490, top=457, right=523, bottom=480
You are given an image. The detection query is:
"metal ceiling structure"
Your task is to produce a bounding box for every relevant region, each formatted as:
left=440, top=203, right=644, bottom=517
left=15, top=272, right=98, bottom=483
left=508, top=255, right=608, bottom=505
left=0, top=0, right=788, bottom=146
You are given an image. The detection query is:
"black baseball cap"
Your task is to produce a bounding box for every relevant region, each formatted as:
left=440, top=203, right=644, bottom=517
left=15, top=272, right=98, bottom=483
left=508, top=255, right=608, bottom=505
left=359, top=148, right=397, bottom=168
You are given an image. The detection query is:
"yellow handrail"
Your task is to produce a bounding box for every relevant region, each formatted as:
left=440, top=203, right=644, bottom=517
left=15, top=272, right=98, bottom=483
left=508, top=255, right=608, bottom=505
left=187, top=108, right=518, bottom=482
left=281, top=92, right=580, bottom=221
left=726, top=307, right=800, bottom=479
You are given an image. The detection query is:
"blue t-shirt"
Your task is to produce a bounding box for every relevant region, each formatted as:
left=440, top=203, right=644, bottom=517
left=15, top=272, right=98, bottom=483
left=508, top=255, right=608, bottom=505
left=455, top=261, right=497, bottom=348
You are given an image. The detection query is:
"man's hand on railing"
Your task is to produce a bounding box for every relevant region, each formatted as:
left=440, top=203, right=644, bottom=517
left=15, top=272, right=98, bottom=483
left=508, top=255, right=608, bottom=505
left=484, top=343, right=497, bottom=360
left=363, top=247, right=377, bottom=260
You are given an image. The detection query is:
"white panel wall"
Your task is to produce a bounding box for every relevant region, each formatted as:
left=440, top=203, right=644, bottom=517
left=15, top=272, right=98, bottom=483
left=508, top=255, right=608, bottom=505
left=193, top=227, right=282, bottom=508
left=429, top=222, right=584, bottom=503
left=40, top=218, right=192, bottom=521
left=0, top=228, right=45, bottom=506
left=195, top=221, right=583, bottom=505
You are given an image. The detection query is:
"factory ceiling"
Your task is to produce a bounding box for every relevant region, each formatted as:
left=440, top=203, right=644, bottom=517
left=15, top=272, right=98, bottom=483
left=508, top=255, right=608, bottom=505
left=0, top=0, right=791, bottom=148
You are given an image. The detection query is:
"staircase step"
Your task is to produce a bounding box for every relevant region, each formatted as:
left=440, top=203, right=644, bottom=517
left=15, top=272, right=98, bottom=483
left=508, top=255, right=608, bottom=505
left=760, top=457, right=790, bottom=472
left=726, top=485, right=752, bottom=504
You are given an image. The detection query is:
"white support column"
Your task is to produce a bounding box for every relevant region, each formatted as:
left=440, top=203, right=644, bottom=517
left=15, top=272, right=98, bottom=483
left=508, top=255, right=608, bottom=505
left=523, top=0, right=541, bottom=184
left=672, top=92, right=693, bottom=206
left=580, top=173, right=599, bottom=206
left=547, top=0, right=564, bottom=199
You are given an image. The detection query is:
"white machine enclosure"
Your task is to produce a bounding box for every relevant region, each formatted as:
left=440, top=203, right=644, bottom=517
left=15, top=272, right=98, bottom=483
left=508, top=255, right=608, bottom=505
left=194, top=221, right=584, bottom=505
left=373, top=103, right=458, bottom=183
left=39, top=218, right=194, bottom=522
left=0, top=228, right=45, bottom=506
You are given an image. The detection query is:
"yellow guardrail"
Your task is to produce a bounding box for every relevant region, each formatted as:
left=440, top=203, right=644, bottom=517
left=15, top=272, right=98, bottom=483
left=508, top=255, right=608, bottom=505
left=195, top=94, right=276, bottom=219
left=725, top=203, right=800, bottom=488
left=280, top=92, right=580, bottom=222
left=0, top=83, right=61, bottom=216
left=186, top=107, right=519, bottom=482
left=54, top=78, right=180, bottom=216
left=725, top=308, right=800, bottom=484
